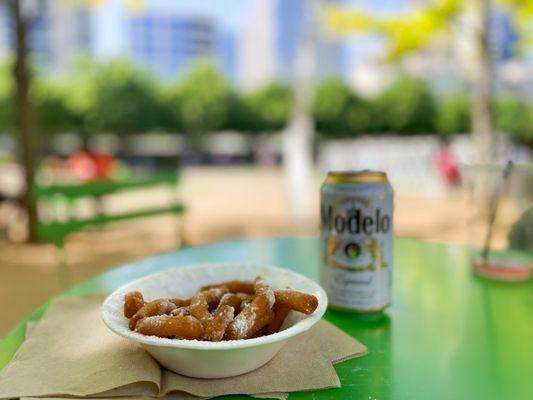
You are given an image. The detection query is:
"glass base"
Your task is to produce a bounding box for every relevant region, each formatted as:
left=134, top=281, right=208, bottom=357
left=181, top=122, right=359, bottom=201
left=473, top=255, right=532, bottom=282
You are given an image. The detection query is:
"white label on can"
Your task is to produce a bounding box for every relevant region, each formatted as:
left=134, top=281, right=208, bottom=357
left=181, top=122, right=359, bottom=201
left=320, top=183, right=393, bottom=311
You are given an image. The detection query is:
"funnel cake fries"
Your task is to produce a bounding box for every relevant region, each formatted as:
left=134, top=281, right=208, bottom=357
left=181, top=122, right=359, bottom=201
left=170, top=307, right=190, bottom=317
left=135, top=315, right=204, bottom=339
left=123, top=276, right=319, bottom=341
left=129, top=299, right=177, bottom=330
left=265, top=304, right=291, bottom=335
left=225, top=277, right=275, bottom=340
left=204, top=305, right=235, bottom=341
left=215, top=293, right=252, bottom=314
left=190, top=287, right=229, bottom=325
left=124, top=291, right=144, bottom=318
left=169, top=297, right=192, bottom=307
left=274, top=290, right=319, bottom=315
left=200, top=280, right=255, bottom=294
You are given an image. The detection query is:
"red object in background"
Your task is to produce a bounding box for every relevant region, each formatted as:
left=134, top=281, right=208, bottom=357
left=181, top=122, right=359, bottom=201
left=93, top=153, right=115, bottom=180
left=435, top=147, right=460, bottom=186
left=68, top=150, right=116, bottom=182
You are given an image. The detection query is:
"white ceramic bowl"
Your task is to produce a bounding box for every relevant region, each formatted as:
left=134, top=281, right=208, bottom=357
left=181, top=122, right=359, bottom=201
left=101, top=263, right=327, bottom=378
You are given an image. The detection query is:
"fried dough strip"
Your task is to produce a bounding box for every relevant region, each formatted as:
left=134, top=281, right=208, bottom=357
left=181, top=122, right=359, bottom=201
left=135, top=315, right=204, bottom=339
left=274, top=290, right=318, bottom=315
left=265, top=304, right=291, bottom=335
left=204, top=305, right=235, bottom=341
left=124, top=291, right=144, bottom=318
left=200, top=280, right=255, bottom=294
left=189, top=287, right=229, bottom=325
left=129, top=299, right=177, bottom=330
left=225, top=277, right=275, bottom=340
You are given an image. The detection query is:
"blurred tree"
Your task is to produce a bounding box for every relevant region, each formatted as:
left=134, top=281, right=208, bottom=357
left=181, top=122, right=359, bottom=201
left=374, top=77, right=436, bottom=134
left=325, top=0, right=533, bottom=159
left=494, top=94, right=533, bottom=144
left=59, top=56, right=100, bottom=139
left=469, top=0, right=495, bottom=163
left=226, top=83, right=292, bottom=133
left=313, top=78, right=373, bottom=137
left=345, top=97, right=374, bottom=135
left=282, top=0, right=318, bottom=223
left=244, top=83, right=293, bottom=132
left=0, top=60, right=14, bottom=134
left=7, top=0, right=40, bottom=242
left=86, top=60, right=167, bottom=136
left=313, top=79, right=350, bottom=135
left=160, top=88, right=184, bottom=134
left=325, top=0, right=461, bottom=60
left=166, top=63, right=231, bottom=136
left=33, top=79, right=83, bottom=136
left=225, top=92, right=252, bottom=132
left=436, top=93, right=471, bottom=135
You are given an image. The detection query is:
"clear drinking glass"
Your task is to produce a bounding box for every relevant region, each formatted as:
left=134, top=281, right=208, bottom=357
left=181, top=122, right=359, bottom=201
left=462, top=163, right=533, bottom=280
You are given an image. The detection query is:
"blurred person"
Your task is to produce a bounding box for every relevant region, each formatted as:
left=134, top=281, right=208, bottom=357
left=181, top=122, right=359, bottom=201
left=66, top=148, right=118, bottom=218
left=68, top=148, right=117, bottom=183
left=435, top=137, right=460, bottom=187
left=39, top=155, right=70, bottom=184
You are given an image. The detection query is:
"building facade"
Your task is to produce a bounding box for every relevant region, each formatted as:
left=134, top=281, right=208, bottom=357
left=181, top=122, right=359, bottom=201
left=0, top=0, right=91, bottom=72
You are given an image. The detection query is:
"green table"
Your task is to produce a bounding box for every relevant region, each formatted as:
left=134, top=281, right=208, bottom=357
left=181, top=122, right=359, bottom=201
left=1, top=237, right=532, bottom=399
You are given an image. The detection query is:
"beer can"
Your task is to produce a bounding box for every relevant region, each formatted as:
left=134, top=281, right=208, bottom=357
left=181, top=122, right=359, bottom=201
left=320, top=170, right=393, bottom=312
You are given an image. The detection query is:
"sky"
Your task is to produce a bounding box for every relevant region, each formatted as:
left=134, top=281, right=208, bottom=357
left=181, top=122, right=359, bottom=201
left=93, top=0, right=412, bottom=37
left=88, top=0, right=408, bottom=80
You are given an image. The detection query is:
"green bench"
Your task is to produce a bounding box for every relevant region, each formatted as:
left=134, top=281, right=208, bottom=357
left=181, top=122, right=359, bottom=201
left=32, top=170, right=186, bottom=258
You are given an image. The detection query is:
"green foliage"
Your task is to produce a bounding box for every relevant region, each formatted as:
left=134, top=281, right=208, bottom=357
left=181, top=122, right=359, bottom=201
left=3, top=56, right=533, bottom=145
left=240, top=82, right=292, bottom=132
left=313, top=78, right=374, bottom=137
left=33, top=79, right=83, bottom=135
left=313, top=79, right=350, bottom=135
left=167, top=63, right=231, bottom=134
left=0, top=60, right=85, bottom=136
left=60, top=57, right=99, bottom=135
left=344, top=97, right=374, bottom=134
left=374, top=77, right=436, bottom=134
left=0, top=60, right=14, bottom=133
left=436, top=93, right=470, bottom=135
left=326, top=0, right=462, bottom=60
left=327, top=0, right=533, bottom=59
left=494, top=94, right=533, bottom=143
left=377, top=0, right=461, bottom=60
left=225, top=92, right=252, bottom=132
left=85, top=60, right=168, bottom=135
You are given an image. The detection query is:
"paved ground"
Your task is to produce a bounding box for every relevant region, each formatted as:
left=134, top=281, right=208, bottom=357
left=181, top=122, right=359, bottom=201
left=0, top=166, right=508, bottom=337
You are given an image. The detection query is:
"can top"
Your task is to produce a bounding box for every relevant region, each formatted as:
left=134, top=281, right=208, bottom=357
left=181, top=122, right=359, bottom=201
left=326, top=170, right=388, bottom=184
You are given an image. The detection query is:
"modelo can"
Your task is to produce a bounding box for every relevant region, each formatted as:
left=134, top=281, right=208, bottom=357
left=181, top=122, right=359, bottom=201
left=320, top=170, right=393, bottom=312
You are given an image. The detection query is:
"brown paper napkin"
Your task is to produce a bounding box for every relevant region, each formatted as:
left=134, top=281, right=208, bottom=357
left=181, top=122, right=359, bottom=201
left=0, top=296, right=366, bottom=399
left=23, top=322, right=288, bottom=400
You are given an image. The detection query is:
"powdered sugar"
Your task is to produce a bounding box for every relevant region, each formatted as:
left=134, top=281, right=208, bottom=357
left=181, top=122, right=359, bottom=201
left=230, top=308, right=255, bottom=337
left=264, top=290, right=275, bottom=308
left=170, top=307, right=189, bottom=317
left=137, top=315, right=167, bottom=329
left=254, top=277, right=276, bottom=308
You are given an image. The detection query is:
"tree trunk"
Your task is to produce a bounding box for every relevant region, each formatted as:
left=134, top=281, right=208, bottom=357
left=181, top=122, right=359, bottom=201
left=470, top=0, right=495, bottom=164
left=9, top=0, right=40, bottom=242
left=282, top=0, right=317, bottom=224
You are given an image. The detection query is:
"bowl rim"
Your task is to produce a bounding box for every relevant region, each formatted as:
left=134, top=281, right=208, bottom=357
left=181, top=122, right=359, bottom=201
left=101, top=263, right=328, bottom=350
